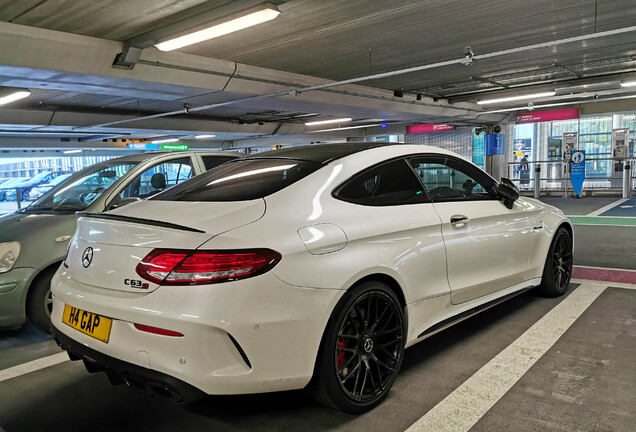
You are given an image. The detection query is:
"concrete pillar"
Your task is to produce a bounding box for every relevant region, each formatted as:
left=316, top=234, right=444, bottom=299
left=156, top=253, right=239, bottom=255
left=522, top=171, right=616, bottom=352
left=485, top=155, right=506, bottom=181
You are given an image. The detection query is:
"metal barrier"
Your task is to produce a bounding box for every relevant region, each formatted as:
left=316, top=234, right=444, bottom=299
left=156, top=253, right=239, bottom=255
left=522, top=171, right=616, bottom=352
left=506, top=158, right=635, bottom=198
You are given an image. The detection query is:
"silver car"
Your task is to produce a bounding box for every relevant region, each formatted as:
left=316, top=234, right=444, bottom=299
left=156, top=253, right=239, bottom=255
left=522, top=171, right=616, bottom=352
left=0, top=150, right=238, bottom=333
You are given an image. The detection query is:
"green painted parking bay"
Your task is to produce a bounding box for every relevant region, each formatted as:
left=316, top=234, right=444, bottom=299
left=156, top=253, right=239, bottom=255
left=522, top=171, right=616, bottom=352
left=568, top=216, right=636, bottom=226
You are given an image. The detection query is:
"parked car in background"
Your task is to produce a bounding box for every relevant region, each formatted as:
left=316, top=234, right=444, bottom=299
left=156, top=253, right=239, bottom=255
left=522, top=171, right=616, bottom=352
left=0, top=151, right=239, bottom=333
left=50, top=143, right=573, bottom=412
left=0, top=177, right=29, bottom=201
left=12, top=171, right=71, bottom=201
left=28, top=174, right=73, bottom=201
left=4, top=189, right=17, bottom=202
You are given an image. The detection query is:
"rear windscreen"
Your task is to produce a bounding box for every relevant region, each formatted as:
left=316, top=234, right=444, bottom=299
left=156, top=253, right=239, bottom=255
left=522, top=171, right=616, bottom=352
left=152, top=158, right=321, bottom=202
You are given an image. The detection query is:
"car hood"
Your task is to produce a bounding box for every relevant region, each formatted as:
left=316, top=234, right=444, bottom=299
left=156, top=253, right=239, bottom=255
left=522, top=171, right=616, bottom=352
left=0, top=211, right=78, bottom=243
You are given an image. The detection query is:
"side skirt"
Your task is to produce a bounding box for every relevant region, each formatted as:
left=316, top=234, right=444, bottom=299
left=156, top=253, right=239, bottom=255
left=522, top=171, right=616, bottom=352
left=416, top=286, right=533, bottom=340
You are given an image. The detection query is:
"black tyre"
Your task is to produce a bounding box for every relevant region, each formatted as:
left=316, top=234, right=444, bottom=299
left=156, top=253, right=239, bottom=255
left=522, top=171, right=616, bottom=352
left=311, top=281, right=406, bottom=413
left=22, top=189, right=30, bottom=201
left=538, top=226, right=573, bottom=297
left=26, top=268, right=56, bottom=333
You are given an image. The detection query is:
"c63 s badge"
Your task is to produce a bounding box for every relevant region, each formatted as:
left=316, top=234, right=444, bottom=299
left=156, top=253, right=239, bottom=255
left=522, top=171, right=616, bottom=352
left=124, top=279, right=149, bottom=289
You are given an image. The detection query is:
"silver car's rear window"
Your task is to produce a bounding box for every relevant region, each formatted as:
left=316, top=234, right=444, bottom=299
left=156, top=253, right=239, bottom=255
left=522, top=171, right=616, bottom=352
left=152, top=158, right=321, bottom=202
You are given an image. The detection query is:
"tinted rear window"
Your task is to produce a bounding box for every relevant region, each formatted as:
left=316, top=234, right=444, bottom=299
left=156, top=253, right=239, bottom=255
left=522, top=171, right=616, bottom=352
left=152, top=158, right=321, bottom=202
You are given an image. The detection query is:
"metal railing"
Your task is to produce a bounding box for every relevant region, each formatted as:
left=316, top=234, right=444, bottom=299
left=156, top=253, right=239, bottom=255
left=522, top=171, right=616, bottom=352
left=506, top=158, right=635, bottom=198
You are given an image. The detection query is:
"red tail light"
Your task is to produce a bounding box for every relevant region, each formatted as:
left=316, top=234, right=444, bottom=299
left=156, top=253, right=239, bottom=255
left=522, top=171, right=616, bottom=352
left=136, top=248, right=282, bottom=286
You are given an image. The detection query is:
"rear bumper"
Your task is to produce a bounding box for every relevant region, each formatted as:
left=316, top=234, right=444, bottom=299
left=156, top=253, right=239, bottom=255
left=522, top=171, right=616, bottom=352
left=50, top=268, right=343, bottom=396
left=52, top=325, right=206, bottom=403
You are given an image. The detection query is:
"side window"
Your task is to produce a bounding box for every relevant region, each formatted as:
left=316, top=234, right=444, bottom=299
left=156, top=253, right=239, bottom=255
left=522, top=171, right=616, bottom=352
left=120, top=158, right=193, bottom=199
left=410, top=156, right=496, bottom=202
left=201, top=155, right=236, bottom=171
left=334, top=158, right=427, bottom=206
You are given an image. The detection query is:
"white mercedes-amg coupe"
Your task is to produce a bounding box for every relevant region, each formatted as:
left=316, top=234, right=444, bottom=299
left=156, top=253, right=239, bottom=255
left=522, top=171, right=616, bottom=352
left=51, top=143, right=573, bottom=413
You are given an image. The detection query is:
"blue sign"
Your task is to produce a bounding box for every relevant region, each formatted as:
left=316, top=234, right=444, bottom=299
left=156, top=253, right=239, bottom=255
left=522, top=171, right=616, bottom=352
left=570, top=150, right=586, bottom=196
left=127, top=143, right=159, bottom=150
left=484, top=134, right=505, bottom=156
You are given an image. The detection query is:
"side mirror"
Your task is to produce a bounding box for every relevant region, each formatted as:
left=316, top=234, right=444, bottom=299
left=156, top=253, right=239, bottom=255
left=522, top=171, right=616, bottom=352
left=497, top=178, right=520, bottom=209
left=108, top=197, right=140, bottom=211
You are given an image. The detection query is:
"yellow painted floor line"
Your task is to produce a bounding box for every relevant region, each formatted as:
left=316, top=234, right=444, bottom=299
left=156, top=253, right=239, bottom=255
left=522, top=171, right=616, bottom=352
left=405, top=283, right=607, bottom=432
left=0, top=352, right=69, bottom=383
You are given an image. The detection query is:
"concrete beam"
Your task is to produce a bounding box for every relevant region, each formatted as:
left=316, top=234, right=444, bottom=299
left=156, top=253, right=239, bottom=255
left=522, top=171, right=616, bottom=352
left=0, top=21, right=502, bottom=126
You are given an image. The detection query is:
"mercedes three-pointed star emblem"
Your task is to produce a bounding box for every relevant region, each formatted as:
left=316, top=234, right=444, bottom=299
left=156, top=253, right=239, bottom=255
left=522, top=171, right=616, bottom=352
left=82, top=247, right=93, bottom=268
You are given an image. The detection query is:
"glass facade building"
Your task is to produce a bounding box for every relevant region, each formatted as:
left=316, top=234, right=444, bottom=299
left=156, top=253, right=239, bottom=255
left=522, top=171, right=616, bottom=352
left=505, top=113, right=635, bottom=191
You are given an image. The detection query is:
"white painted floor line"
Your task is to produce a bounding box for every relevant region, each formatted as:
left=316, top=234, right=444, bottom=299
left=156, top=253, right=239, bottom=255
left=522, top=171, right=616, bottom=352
left=0, top=352, right=69, bottom=383
left=405, top=283, right=607, bottom=432
left=571, top=278, right=636, bottom=290
left=586, top=198, right=629, bottom=216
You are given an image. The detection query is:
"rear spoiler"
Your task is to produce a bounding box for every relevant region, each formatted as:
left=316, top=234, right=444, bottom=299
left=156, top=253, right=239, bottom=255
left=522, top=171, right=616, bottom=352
left=78, top=212, right=206, bottom=234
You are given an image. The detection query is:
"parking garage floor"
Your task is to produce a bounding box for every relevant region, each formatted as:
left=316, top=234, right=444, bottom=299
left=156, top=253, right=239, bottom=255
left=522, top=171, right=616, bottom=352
left=1, top=197, right=635, bottom=432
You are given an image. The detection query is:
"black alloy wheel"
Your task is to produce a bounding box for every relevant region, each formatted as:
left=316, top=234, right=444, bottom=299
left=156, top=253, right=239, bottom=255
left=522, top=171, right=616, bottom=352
left=311, top=281, right=405, bottom=413
left=538, top=226, right=573, bottom=297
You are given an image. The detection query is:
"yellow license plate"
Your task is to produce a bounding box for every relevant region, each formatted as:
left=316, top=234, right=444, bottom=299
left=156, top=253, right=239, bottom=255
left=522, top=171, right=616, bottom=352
left=62, top=304, right=112, bottom=343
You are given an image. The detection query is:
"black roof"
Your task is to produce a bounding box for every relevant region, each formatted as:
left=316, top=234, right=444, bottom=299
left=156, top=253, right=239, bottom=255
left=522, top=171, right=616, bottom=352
left=244, top=142, right=391, bottom=164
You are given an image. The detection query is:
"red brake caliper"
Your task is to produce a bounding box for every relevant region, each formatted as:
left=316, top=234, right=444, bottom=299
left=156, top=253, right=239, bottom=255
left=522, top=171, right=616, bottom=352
left=337, top=339, right=346, bottom=368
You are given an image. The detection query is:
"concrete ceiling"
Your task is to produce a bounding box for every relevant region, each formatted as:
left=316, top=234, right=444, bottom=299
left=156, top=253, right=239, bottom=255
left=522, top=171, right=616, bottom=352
left=1, top=0, right=636, bottom=151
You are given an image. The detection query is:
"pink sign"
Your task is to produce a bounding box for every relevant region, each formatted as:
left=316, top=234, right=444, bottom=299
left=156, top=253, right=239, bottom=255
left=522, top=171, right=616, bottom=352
left=516, top=108, right=579, bottom=124
left=406, top=123, right=455, bottom=134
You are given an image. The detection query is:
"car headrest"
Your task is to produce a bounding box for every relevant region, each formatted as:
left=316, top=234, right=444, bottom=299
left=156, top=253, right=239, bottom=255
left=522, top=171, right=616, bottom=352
left=150, top=172, right=167, bottom=189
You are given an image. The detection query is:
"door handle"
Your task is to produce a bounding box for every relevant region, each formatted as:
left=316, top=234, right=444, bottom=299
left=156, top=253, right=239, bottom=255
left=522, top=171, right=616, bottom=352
left=450, top=215, right=468, bottom=225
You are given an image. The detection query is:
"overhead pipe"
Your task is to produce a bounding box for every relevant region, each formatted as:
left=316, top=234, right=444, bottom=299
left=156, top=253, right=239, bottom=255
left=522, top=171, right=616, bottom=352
left=78, top=25, right=636, bottom=130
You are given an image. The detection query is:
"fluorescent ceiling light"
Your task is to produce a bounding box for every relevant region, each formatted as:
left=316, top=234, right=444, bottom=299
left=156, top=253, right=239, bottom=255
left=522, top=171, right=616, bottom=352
left=151, top=138, right=179, bottom=144
left=485, top=93, right=636, bottom=113
left=554, top=82, right=621, bottom=94
left=620, top=81, right=636, bottom=88
left=312, top=123, right=383, bottom=133
left=477, top=91, right=556, bottom=105
left=62, top=149, right=82, bottom=154
left=0, top=89, right=31, bottom=106
left=305, top=118, right=353, bottom=126
left=195, top=134, right=216, bottom=139
left=155, top=4, right=281, bottom=51
left=0, top=132, right=98, bottom=136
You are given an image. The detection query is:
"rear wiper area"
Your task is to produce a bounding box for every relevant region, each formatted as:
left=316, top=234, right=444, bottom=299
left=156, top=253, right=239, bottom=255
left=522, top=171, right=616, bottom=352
left=78, top=212, right=206, bottom=233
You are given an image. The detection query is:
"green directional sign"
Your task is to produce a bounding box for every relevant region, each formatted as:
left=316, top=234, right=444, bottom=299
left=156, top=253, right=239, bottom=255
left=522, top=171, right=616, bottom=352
left=161, top=144, right=188, bottom=151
